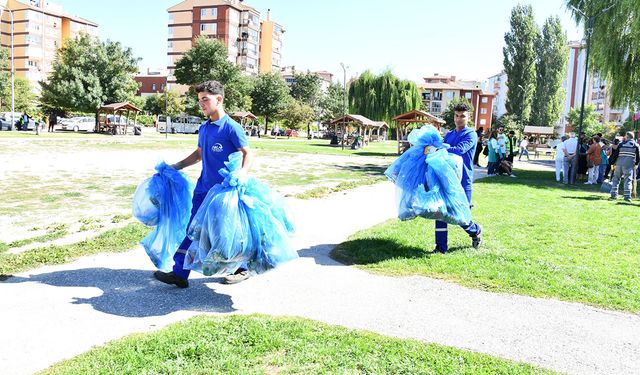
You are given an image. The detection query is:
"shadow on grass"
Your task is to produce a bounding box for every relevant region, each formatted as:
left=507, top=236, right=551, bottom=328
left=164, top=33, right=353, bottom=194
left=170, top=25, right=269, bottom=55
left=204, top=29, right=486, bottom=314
left=2, top=268, right=235, bottom=317
left=332, top=163, right=387, bottom=175
left=561, top=195, right=605, bottom=201
left=330, top=238, right=466, bottom=266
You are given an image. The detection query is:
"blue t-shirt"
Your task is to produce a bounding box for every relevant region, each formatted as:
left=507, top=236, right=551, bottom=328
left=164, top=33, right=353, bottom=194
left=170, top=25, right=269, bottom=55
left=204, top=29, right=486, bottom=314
left=195, top=114, right=248, bottom=194
left=444, top=127, right=478, bottom=191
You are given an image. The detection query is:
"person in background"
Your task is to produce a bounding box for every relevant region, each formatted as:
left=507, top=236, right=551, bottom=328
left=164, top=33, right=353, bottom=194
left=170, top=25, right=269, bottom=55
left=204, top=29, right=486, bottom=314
left=585, top=136, right=602, bottom=184
left=610, top=132, right=640, bottom=201
left=518, top=137, right=530, bottom=161
left=597, top=139, right=610, bottom=184
left=554, top=135, right=567, bottom=182
left=563, top=132, right=578, bottom=184
left=487, top=129, right=500, bottom=176
left=473, top=126, right=484, bottom=167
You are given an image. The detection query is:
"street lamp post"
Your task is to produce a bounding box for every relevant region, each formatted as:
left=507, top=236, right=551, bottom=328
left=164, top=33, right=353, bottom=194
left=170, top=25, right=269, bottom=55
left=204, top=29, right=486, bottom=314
left=164, top=76, right=168, bottom=140
left=340, top=62, right=347, bottom=150
left=570, top=4, right=613, bottom=183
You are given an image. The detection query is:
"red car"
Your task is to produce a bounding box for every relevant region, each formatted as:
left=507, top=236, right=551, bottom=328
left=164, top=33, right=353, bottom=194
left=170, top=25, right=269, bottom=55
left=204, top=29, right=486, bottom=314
left=285, top=129, right=299, bottom=137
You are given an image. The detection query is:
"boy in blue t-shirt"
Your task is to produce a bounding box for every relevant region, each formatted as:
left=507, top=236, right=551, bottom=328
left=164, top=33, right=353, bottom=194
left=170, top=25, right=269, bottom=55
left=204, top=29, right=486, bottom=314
left=154, top=80, right=253, bottom=288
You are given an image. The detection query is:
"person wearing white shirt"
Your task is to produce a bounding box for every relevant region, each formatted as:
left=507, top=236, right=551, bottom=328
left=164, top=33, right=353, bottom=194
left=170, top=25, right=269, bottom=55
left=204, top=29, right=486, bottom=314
left=554, top=135, right=567, bottom=182
left=497, top=127, right=507, bottom=160
left=518, top=138, right=530, bottom=161
left=562, top=133, right=578, bottom=184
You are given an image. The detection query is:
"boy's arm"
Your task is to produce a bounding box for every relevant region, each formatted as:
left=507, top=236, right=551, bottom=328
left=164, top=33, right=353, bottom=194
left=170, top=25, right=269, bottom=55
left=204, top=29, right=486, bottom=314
left=237, top=146, right=253, bottom=178
left=172, top=148, right=202, bottom=170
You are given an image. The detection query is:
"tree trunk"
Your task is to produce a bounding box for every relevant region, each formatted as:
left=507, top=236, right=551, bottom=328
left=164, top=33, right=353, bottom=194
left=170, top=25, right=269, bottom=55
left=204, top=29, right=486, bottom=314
left=264, top=116, right=269, bottom=135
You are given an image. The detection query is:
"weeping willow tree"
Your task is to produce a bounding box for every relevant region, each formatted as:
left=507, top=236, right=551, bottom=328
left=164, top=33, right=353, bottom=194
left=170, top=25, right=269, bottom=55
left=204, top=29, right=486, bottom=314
left=348, top=70, right=422, bottom=137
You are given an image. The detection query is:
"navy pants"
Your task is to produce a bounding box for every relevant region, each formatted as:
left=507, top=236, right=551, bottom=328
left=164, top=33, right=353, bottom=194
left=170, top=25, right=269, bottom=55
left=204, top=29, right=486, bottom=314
left=172, top=191, right=207, bottom=279
left=435, top=188, right=480, bottom=252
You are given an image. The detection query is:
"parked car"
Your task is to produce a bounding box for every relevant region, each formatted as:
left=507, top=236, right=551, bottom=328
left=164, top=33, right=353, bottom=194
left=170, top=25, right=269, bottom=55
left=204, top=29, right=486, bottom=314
left=60, top=117, right=95, bottom=132
left=0, top=112, right=22, bottom=130
left=285, top=129, right=299, bottom=137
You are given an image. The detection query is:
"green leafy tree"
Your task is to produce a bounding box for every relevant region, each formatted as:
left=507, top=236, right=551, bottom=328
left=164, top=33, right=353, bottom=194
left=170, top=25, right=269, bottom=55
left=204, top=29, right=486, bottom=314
left=568, top=104, right=601, bottom=136
left=174, top=37, right=252, bottom=111
left=143, top=91, right=184, bottom=117
left=0, top=76, right=36, bottom=114
left=442, top=96, right=475, bottom=129
left=250, top=72, right=291, bottom=134
left=40, top=33, right=139, bottom=113
left=503, top=4, right=538, bottom=132
left=319, top=82, right=347, bottom=124
left=128, top=96, right=146, bottom=111
left=282, top=99, right=315, bottom=130
left=348, top=70, right=422, bottom=127
left=566, top=0, right=640, bottom=107
left=290, top=72, right=322, bottom=106
left=494, top=114, right=522, bottom=138
left=531, top=16, right=568, bottom=127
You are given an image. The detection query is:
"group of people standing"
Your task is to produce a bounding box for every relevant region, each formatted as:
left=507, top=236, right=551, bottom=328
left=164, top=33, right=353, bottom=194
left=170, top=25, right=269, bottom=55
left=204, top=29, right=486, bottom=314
left=473, top=126, right=517, bottom=177
left=553, top=131, right=639, bottom=201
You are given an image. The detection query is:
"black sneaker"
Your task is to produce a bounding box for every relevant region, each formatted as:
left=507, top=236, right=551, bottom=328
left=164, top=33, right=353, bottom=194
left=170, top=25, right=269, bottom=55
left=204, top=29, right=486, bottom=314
left=624, top=197, right=632, bottom=202
left=471, top=226, right=483, bottom=249
left=223, top=268, right=251, bottom=284
left=153, top=271, right=189, bottom=288
left=433, top=245, right=446, bottom=254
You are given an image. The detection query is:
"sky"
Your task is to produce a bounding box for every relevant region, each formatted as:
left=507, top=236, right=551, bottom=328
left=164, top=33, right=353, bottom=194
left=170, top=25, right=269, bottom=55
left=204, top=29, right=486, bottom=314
left=52, top=0, right=583, bottom=84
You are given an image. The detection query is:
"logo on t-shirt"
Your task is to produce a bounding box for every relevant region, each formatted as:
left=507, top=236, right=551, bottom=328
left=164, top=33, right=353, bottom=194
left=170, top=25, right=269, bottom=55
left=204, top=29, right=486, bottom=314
left=212, top=143, right=223, bottom=152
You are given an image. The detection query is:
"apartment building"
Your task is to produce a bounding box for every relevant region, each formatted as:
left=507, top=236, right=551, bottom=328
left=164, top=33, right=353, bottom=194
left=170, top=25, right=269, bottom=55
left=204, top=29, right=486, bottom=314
left=135, top=69, right=167, bottom=96
left=485, top=41, right=631, bottom=134
left=420, top=74, right=495, bottom=130
left=0, top=0, right=97, bottom=91
left=563, top=40, right=629, bottom=132
left=167, top=0, right=284, bottom=93
left=258, top=9, right=283, bottom=73
left=484, top=71, right=508, bottom=118
left=280, top=65, right=333, bottom=93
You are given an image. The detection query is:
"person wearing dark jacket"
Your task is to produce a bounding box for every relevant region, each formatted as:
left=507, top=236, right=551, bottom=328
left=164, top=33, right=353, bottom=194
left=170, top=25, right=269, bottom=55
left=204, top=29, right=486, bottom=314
left=610, top=132, right=640, bottom=201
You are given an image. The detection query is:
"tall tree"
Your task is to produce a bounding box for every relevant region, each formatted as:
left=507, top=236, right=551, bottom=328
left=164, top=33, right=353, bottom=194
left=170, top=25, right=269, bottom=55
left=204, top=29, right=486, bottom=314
left=282, top=99, right=315, bottom=131
left=39, top=33, right=139, bottom=113
left=531, top=16, right=569, bottom=127
left=503, top=4, right=538, bottom=133
left=348, top=70, right=421, bottom=127
left=442, top=96, right=475, bottom=129
left=174, top=37, right=252, bottom=111
left=319, top=82, right=346, bottom=124
left=566, top=0, right=640, bottom=107
left=567, top=103, right=601, bottom=136
left=250, top=72, right=291, bottom=134
left=144, top=91, right=185, bottom=117
left=290, top=72, right=322, bottom=106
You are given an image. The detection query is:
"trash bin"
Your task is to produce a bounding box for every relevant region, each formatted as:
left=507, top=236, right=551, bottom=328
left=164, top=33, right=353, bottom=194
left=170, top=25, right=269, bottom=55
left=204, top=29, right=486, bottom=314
left=134, top=126, right=142, bottom=136
left=330, top=135, right=339, bottom=145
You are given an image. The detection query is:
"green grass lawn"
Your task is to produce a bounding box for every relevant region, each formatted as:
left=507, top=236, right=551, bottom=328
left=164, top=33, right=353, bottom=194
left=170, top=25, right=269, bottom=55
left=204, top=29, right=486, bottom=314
left=332, top=169, right=640, bottom=312
left=0, top=223, right=149, bottom=278
left=41, top=315, right=553, bottom=375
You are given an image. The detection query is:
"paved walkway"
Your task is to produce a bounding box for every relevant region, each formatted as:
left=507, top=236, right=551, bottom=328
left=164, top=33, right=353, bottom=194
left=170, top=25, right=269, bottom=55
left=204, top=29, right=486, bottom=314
left=1, top=165, right=639, bottom=375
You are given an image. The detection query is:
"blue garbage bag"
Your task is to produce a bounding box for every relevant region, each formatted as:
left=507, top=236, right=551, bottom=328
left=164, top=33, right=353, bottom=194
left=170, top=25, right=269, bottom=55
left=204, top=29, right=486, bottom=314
left=384, top=125, right=471, bottom=226
left=132, top=161, right=194, bottom=271
left=185, top=152, right=296, bottom=276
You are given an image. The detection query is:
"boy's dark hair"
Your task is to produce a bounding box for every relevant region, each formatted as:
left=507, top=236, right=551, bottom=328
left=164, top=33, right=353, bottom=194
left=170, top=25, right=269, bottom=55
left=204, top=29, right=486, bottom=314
left=453, top=103, right=470, bottom=112
left=195, top=80, right=224, bottom=96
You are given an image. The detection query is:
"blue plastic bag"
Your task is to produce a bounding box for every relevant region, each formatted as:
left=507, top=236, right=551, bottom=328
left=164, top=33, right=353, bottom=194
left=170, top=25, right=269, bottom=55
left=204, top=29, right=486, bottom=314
left=132, top=162, right=194, bottom=271
left=385, top=125, right=471, bottom=226
left=185, top=152, right=296, bottom=276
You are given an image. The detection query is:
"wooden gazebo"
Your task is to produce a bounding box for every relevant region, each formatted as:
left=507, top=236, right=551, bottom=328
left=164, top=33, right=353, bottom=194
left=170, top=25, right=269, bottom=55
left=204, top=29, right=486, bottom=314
left=96, top=102, right=141, bottom=135
left=229, top=111, right=258, bottom=135
left=393, top=110, right=445, bottom=154
left=523, top=125, right=555, bottom=146
left=330, top=114, right=385, bottom=148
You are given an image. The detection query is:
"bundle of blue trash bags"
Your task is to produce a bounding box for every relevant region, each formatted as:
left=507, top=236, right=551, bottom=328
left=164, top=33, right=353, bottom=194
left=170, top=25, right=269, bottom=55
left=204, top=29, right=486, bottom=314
left=132, top=152, right=296, bottom=276
left=384, top=125, right=471, bottom=226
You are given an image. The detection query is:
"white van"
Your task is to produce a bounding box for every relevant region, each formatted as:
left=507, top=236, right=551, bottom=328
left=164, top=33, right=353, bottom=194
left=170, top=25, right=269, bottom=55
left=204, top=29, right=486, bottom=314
left=157, top=115, right=172, bottom=133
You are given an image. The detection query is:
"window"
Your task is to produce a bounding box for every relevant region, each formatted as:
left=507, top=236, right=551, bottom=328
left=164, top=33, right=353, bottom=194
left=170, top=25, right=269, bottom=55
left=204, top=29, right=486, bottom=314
left=152, top=83, right=157, bottom=91
left=26, top=35, right=42, bottom=45
left=422, top=91, right=431, bottom=101
left=481, top=97, right=489, bottom=103
left=210, top=23, right=217, bottom=34
left=200, top=24, right=206, bottom=32
left=211, top=8, right=218, bottom=17
left=169, top=13, right=174, bottom=23
left=201, top=9, right=207, bottom=17
left=167, top=41, right=173, bottom=49
left=431, top=102, right=442, bottom=113
left=433, top=90, right=442, bottom=100
left=480, top=119, right=487, bottom=125
left=446, top=91, right=455, bottom=99
left=464, top=92, right=472, bottom=99
left=480, top=108, right=488, bottom=114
